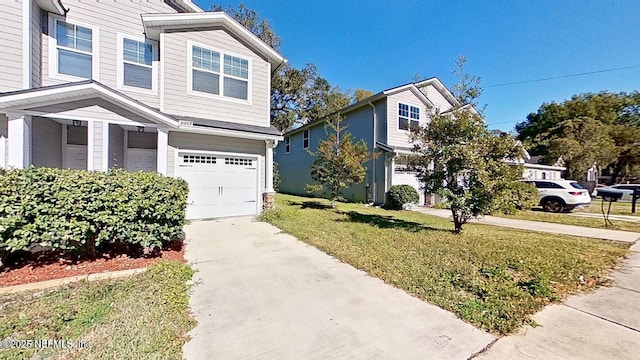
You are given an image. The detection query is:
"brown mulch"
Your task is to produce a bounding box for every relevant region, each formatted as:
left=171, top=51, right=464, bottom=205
left=0, top=241, right=185, bottom=287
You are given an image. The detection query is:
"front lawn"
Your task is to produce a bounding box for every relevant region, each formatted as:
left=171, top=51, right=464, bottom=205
left=261, top=194, right=629, bottom=334
left=575, top=202, right=639, bottom=217
left=0, top=260, right=195, bottom=360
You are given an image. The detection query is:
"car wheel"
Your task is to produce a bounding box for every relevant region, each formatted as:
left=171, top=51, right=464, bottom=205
left=543, top=199, right=564, bottom=213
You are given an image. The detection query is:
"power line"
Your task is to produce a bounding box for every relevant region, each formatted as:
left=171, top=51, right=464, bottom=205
left=485, top=65, right=638, bottom=88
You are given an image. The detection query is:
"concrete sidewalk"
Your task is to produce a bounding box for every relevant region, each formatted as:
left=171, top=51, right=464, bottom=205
left=182, top=218, right=493, bottom=359
left=413, top=208, right=640, bottom=243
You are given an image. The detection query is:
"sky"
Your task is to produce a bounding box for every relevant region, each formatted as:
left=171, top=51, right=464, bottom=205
left=195, top=0, right=640, bottom=131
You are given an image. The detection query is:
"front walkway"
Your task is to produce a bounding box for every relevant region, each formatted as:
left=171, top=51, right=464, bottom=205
left=413, top=208, right=640, bottom=243
left=182, top=217, right=493, bottom=360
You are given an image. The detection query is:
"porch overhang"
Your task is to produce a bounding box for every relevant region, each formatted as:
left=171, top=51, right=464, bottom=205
left=0, top=81, right=180, bottom=129
left=376, top=141, right=413, bottom=155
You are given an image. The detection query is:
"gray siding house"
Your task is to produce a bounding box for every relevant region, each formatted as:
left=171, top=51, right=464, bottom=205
left=0, top=0, right=287, bottom=219
left=276, top=78, right=458, bottom=206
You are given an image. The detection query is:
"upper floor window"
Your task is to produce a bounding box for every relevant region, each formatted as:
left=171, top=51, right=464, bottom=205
left=117, top=34, right=157, bottom=93
left=285, top=137, right=291, bottom=153
left=303, top=130, right=309, bottom=149
left=398, top=103, right=420, bottom=131
left=51, top=18, right=99, bottom=80
left=188, top=42, right=251, bottom=101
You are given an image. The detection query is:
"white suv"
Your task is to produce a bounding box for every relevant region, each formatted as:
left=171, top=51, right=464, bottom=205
left=523, top=179, right=592, bottom=213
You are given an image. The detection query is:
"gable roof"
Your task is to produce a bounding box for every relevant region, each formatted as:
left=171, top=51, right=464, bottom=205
left=414, top=77, right=459, bottom=106
left=141, top=12, right=286, bottom=69
left=0, top=81, right=282, bottom=139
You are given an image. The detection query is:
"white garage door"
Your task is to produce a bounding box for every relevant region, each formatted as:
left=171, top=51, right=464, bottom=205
left=178, top=152, right=258, bottom=219
left=392, top=171, right=425, bottom=206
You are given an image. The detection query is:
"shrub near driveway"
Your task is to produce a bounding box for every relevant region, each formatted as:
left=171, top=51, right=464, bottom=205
left=0, top=168, right=188, bottom=265
left=261, top=194, right=629, bottom=334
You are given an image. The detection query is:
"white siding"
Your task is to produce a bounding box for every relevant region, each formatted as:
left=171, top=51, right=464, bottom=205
left=168, top=132, right=266, bottom=191
left=0, top=114, right=9, bottom=167
left=419, top=84, right=455, bottom=113
left=109, top=124, right=124, bottom=168
left=386, top=90, right=429, bottom=148
left=32, top=116, right=61, bottom=167
left=163, top=30, right=271, bottom=126
left=0, top=0, right=23, bottom=92
left=41, top=0, right=176, bottom=107
left=93, top=121, right=104, bottom=170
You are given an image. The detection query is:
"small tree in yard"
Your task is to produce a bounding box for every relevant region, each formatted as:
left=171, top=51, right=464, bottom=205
left=410, top=109, right=526, bottom=232
left=306, top=116, right=371, bottom=208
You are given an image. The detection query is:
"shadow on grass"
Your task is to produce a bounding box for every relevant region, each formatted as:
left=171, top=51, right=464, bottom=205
left=288, top=200, right=334, bottom=210
left=337, top=211, right=455, bottom=234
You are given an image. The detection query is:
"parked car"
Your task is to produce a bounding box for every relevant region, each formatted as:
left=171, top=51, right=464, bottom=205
left=596, top=184, right=640, bottom=202
left=522, top=179, right=592, bottom=213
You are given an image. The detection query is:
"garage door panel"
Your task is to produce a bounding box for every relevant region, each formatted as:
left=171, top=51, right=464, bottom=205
left=178, top=152, right=258, bottom=219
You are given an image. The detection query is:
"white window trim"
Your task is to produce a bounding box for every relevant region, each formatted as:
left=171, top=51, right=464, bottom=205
left=284, top=136, right=290, bottom=153
left=186, top=40, right=252, bottom=105
left=303, top=130, right=309, bottom=149
left=397, top=102, right=421, bottom=133
left=116, top=33, right=158, bottom=95
left=48, top=14, right=100, bottom=82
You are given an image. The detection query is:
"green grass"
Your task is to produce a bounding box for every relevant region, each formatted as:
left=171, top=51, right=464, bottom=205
left=0, top=260, right=196, bottom=360
left=575, top=202, right=640, bottom=217
left=260, top=194, right=629, bottom=334
left=500, top=207, right=640, bottom=233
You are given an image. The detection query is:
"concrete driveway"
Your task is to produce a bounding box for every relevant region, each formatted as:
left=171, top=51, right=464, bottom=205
left=182, top=217, right=494, bottom=359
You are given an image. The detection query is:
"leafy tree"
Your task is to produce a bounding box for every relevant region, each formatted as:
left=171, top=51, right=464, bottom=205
left=516, top=91, right=640, bottom=183
left=215, top=3, right=349, bottom=132
left=352, top=89, right=374, bottom=102
left=410, top=110, right=526, bottom=232
left=306, top=116, right=371, bottom=208
left=452, top=55, right=483, bottom=111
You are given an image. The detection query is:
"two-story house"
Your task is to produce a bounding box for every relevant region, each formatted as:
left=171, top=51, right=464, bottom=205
left=0, top=0, right=286, bottom=219
left=276, top=78, right=459, bottom=206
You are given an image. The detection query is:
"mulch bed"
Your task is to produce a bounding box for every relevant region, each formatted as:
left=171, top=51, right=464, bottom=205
left=0, top=241, right=185, bottom=287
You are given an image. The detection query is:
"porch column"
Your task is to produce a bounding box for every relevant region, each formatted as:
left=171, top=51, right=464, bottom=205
left=263, top=139, right=278, bottom=209
left=157, top=127, right=168, bottom=176
left=7, top=113, right=31, bottom=169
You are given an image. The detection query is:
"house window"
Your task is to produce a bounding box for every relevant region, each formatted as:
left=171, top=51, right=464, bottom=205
left=121, top=37, right=154, bottom=90
left=303, top=130, right=309, bottom=149
left=285, top=137, right=290, bottom=153
left=189, top=43, right=251, bottom=101
left=399, top=103, right=420, bottom=131
left=53, top=19, right=97, bottom=79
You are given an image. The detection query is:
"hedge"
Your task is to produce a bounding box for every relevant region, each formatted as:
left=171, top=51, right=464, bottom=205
left=0, top=167, right=188, bottom=266
left=387, top=184, right=420, bottom=210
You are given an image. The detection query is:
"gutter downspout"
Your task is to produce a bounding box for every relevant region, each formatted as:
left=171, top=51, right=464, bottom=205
left=368, top=101, right=377, bottom=203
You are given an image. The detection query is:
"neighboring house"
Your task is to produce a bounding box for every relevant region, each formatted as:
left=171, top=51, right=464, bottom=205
left=0, top=0, right=286, bottom=219
left=508, top=151, right=567, bottom=180
left=276, top=78, right=460, bottom=206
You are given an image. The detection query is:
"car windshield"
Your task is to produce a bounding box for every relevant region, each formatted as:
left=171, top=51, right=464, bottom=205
left=570, top=182, right=584, bottom=189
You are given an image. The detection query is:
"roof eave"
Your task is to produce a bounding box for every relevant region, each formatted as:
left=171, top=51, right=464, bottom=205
left=141, top=12, right=286, bottom=67
left=36, top=0, right=67, bottom=15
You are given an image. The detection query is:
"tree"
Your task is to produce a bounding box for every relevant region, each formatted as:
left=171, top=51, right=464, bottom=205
left=215, top=3, right=350, bottom=132
left=306, top=116, right=371, bottom=208
left=409, top=57, right=526, bottom=232
left=352, top=89, right=374, bottom=103
left=516, top=91, right=640, bottom=183
left=410, top=110, right=526, bottom=232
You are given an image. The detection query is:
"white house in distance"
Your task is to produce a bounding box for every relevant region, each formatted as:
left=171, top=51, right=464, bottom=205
left=276, top=78, right=461, bottom=206
left=509, top=150, right=567, bottom=180
left=0, top=0, right=286, bottom=219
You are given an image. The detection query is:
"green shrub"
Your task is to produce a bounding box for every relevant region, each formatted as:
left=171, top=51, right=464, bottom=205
left=491, top=180, right=538, bottom=215
left=0, top=167, right=188, bottom=265
left=387, top=185, right=420, bottom=210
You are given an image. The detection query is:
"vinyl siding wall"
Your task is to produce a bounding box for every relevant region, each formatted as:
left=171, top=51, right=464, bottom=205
left=0, top=114, right=9, bottom=167
left=92, top=121, right=104, bottom=170
left=108, top=124, right=124, bottom=168
left=31, top=1, right=42, bottom=87
left=32, top=116, right=61, bottom=168
left=167, top=132, right=266, bottom=192
left=418, top=84, right=455, bottom=113
left=40, top=0, right=176, bottom=107
left=386, top=90, right=430, bottom=148
left=163, top=29, right=271, bottom=126
left=0, top=0, right=24, bottom=92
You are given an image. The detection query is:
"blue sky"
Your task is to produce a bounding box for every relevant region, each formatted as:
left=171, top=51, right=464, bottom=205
left=195, top=1, right=640, bottom=131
